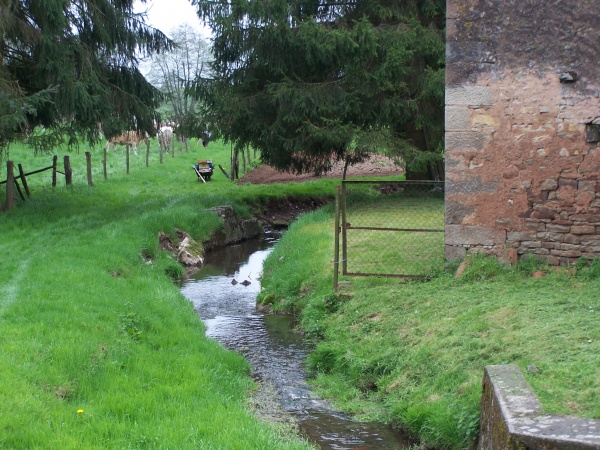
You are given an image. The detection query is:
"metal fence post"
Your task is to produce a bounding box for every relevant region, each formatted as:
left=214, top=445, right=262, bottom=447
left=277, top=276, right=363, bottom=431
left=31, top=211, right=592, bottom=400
left=334, top=186, right=340, bottom=292
left=341, top=181, right=348, bottom=275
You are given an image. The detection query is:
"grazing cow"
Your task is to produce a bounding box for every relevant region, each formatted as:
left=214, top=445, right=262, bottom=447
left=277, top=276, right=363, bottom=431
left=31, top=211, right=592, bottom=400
left=105, top=131, right=149, bottom=156
left=157, top=126, right=173, bottom=154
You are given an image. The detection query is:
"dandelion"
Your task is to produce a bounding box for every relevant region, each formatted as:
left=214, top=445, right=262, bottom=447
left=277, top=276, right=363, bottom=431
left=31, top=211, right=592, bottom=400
left=77, top=409, right=84, bottom=414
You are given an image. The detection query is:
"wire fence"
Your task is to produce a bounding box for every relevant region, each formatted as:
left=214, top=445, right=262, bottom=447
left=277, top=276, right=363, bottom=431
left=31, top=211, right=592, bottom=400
left=335, top=180, right=445, bottom=282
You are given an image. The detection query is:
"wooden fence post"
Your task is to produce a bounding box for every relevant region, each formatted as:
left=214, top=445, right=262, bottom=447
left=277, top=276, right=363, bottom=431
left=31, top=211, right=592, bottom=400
left=52, top=155, right=58, bottom=187
left=63, top=155, right=72, bottom=185
left=18, top=163, right=31, bottom=197
left=6, top=160, right=16, bottom=210
left=146, top=144, right=149, bottom=167
left=160, top=147, right=163, bottom=164
left=14, top=178, right=25, bottom=201
left=103, top=147, right=107, bottom=180
left=86, top=151, right=93, bottom=186
left=126, top=144, right=130, bottom=174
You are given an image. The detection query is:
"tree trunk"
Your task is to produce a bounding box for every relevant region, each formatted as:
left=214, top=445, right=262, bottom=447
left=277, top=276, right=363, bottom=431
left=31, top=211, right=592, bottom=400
left=241, top=146, right=247, bottom=174
left=342, top=155, right=351, bottom=181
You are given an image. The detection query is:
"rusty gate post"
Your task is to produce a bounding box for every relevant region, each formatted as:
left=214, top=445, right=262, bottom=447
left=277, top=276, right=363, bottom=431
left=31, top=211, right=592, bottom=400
left=341, top=181, right=348, bottom=275
left=334, top=186, right=341, bottom=292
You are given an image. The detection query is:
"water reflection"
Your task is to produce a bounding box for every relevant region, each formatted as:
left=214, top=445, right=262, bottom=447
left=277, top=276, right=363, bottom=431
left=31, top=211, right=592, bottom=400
left=180, top=237, right=411, bottom=449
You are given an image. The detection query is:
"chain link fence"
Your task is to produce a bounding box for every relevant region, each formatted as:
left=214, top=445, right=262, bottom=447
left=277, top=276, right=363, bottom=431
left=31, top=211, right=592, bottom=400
left=335, top=180, right=445, bottom=281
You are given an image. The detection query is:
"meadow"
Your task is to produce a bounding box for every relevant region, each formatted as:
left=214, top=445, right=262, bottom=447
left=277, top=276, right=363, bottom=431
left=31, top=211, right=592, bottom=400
left=0, top=138, right=325, bottom=449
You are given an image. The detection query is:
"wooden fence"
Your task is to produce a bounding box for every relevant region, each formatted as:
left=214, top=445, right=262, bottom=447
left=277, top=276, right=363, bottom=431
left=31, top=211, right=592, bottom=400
left=0, top=140, right=194, bottom=212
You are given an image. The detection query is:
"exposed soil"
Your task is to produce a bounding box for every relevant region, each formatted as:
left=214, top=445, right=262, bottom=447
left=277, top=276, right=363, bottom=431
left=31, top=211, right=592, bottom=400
left=238, top=153, right=404, bottom=185
left=253, top=196, right=330, bottom=228
left=238, top=154, right=404, bottom=229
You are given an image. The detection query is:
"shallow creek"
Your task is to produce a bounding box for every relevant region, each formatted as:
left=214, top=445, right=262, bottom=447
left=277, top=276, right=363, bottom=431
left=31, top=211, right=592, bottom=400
left=179, top=234, right=411, bottom=449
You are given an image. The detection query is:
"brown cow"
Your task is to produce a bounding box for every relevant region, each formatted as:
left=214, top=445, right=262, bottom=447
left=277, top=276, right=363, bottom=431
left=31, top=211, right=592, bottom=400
left=105, top=131, right=149, bottom=156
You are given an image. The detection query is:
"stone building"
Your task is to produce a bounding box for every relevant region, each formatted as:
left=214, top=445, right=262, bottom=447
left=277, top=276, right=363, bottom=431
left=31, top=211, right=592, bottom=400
left=445, top=0, right=600, bottom=264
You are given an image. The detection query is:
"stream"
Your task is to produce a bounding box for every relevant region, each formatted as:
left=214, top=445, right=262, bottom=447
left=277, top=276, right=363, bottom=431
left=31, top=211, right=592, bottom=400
left=179, top=234, right=412, bottom=450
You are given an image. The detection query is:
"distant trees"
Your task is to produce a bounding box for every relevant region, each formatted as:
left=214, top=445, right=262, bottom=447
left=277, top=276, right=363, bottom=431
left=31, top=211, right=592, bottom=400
left=145, top=24, right=213, bottom=143
left=0, top=0, right=172, bottom=154
left=193, top=0, right=445, bottom=177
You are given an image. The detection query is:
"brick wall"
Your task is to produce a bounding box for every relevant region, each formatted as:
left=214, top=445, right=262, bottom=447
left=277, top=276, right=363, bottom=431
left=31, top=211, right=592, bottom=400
left=445, top=0, right=600, bottom=264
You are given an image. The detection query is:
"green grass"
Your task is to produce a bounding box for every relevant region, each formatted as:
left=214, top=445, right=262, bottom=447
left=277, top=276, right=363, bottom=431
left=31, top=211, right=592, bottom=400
left=0, top=139, right=324, bottom=449
left=259, top=209, right=600, bottom=450
left=6, top=139, right=598, bottom=449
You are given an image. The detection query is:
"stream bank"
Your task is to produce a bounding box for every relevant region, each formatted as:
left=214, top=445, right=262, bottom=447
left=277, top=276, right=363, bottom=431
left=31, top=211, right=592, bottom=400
left=179, top=236, right=413, bottom=449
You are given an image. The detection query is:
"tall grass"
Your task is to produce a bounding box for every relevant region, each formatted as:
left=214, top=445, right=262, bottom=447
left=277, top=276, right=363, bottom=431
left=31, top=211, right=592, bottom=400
left=0, top=140, right=324, bottom=449
left=259, top=208, right=600, bottom=449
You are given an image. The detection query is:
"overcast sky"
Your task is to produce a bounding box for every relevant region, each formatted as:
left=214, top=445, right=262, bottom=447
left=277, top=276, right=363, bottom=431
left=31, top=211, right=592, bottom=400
left=135, top=0, right=212, bottom=39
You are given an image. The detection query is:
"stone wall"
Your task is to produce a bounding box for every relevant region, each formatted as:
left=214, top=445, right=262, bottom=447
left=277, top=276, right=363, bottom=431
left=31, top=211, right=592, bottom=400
left=445, top=0, right=600, bottom=264
left=479, top=365, right=600, bottom=449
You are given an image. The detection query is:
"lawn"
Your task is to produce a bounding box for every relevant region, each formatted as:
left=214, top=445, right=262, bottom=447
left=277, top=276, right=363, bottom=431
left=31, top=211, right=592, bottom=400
left=0, top=138, right=322, bottom=449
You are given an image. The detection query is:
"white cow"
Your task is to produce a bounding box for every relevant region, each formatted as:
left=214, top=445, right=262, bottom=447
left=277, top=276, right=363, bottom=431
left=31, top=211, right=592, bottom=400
left=105, top=131, right=149, bottom=156
left=157, top=126, right=173, bottom=154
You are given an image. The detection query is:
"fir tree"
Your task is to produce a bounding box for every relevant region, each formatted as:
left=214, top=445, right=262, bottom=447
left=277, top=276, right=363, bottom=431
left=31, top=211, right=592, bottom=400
left=0, top=0, right=172, bottom=153
left=193, top=0, right=445, bottom=176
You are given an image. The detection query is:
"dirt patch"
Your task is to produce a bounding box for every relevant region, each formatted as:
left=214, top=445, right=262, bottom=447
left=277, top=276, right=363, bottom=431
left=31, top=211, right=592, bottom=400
left=239, top=153, right=403, bottom=185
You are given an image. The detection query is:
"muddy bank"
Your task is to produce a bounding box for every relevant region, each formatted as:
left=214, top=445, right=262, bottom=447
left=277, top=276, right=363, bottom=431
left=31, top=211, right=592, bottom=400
left=157, top=197, right=330, bottom=275
left=251, top=196, right=331, bottom=229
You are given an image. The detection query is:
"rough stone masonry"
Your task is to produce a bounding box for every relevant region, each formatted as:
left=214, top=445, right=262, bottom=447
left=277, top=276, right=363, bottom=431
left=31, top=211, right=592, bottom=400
left=445, top=0, right=600, bottom=264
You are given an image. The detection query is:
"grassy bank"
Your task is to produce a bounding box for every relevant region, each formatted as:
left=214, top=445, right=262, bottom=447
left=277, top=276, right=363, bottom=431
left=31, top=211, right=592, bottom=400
left=259, top=207, right=600, bottom=449
left=0, top=140, right=328, bottom=449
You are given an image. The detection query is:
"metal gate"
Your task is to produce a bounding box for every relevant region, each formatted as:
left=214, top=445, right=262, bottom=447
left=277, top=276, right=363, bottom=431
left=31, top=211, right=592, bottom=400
left=334, top=180, right=445, bottom=284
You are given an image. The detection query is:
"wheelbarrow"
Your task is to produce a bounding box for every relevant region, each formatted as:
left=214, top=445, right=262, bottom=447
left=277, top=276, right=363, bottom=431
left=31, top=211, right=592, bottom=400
left=193, top=159, right=214, bottom=182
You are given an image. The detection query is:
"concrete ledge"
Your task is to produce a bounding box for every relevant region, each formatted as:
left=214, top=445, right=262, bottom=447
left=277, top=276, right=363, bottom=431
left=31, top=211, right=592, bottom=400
left=479, top=364, right=600, bottom=449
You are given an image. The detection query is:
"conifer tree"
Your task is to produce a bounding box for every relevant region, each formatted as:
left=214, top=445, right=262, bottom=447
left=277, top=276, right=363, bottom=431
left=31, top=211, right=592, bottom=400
left=0, top=0, right=172, bottom=152
left=193, top=0, right=445, bottom=176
